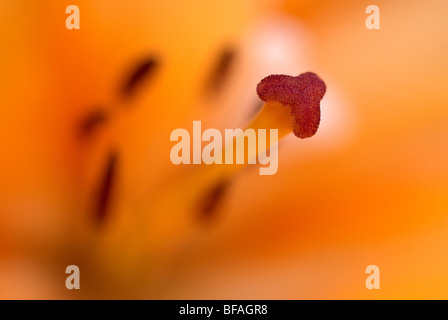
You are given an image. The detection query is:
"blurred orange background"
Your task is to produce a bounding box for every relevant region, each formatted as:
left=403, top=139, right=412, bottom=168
left=0, top=0, right=447, bottom=299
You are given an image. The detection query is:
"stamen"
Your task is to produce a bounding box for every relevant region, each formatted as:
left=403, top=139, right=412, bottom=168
left=79, top=108, right=108, bottom=138
left=121, top=57, right=159, bottom=99
left=204, top=47, right=236, bottom=95
left=94, top=152, right=118, bottom=223
left=198, top=179, right=230, bottom=221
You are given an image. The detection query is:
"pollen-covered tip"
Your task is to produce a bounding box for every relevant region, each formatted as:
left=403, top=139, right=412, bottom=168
left=256, top=72, right=326, bottom=138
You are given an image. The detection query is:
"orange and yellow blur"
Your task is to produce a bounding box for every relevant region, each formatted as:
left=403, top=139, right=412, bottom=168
left=0, top=0, right=447, bottom=299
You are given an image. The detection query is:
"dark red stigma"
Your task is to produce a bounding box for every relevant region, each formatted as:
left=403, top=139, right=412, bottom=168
left=257, top=72, right=326, bottom=138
